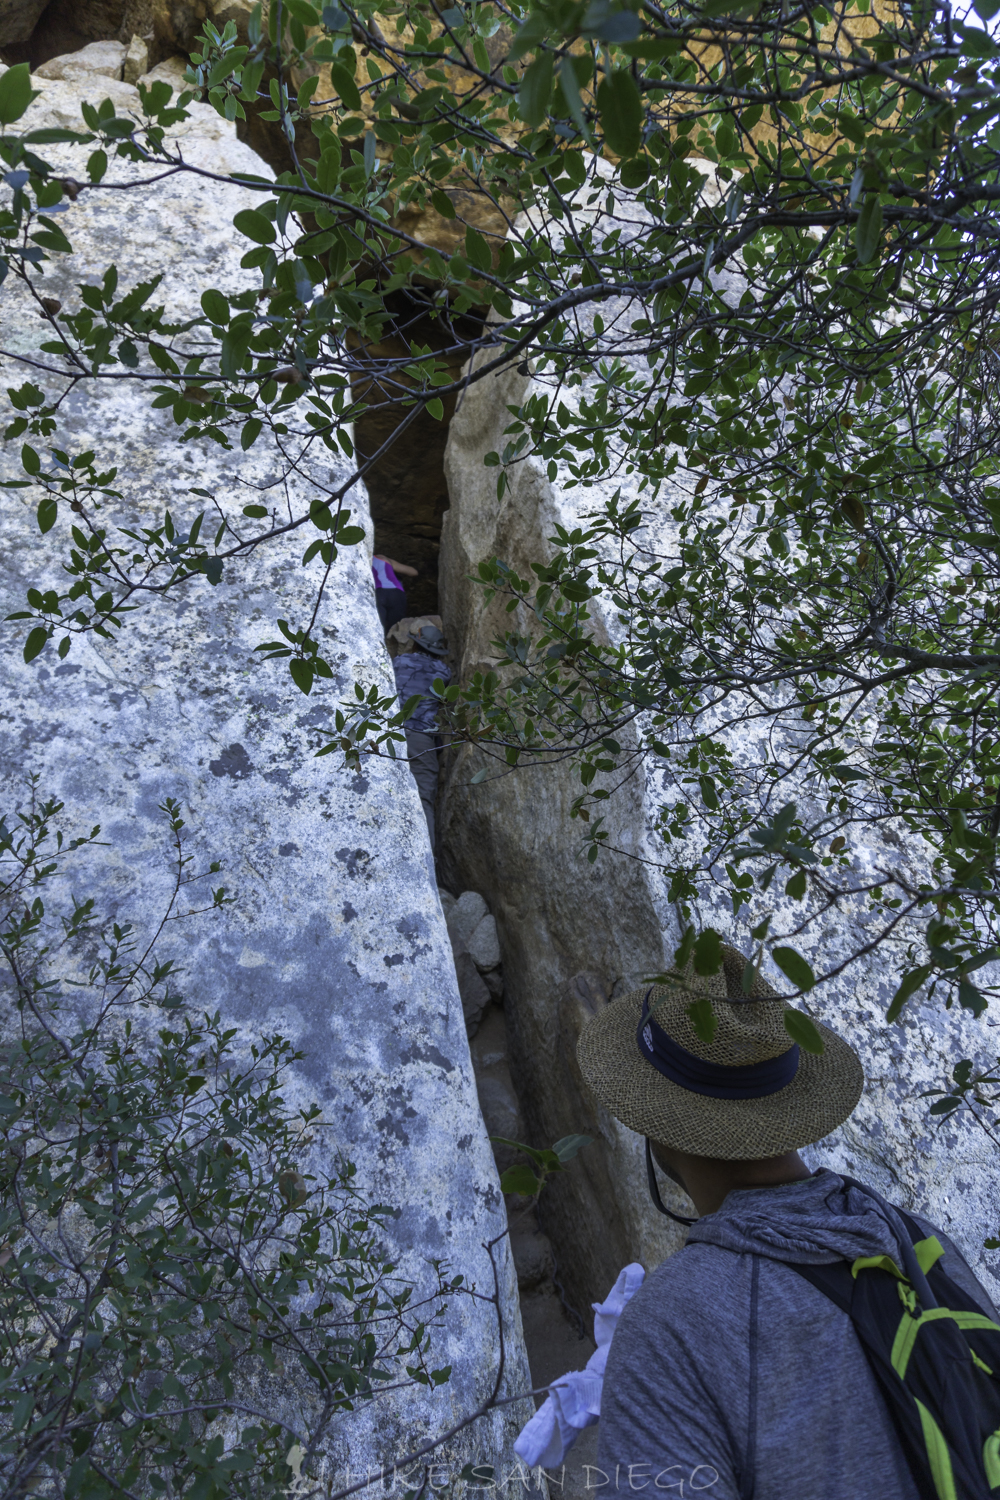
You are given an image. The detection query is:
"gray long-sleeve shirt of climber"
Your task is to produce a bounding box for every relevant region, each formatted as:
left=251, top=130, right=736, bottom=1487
left=596, top=1169, right=997, bottom=1500
left=392, top=650, right=451, bottom=734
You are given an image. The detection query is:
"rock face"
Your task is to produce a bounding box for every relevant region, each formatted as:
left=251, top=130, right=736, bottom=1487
left=0, top=60, right=530, bottom=1474
left=440, top=174, right=1000, bottom=1318
left=0, top=0, right=47, bottom=46
left=439, top=383, right=689, bottom=1319
left=35, top=36, right=125, bottom=77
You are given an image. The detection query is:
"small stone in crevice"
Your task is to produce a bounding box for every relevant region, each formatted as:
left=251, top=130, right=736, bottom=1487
left=446, top=889, right=488, bottom=951
left=466, top=911, right=500, bottom=972
left=510, top=1225, right=555, bottom=1291
left=440, top=886, right=504, bottom=1034
left=482, top=967, right=504, bottom=1002
left=454, top=950, right=490, bottom=1036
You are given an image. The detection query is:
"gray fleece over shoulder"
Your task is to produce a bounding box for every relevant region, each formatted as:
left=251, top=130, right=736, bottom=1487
left=596, top=1170, right=997, bottom=1500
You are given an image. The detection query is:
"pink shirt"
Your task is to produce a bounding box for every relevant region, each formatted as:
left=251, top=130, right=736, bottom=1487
left=372, top=558, right=403, bottom=591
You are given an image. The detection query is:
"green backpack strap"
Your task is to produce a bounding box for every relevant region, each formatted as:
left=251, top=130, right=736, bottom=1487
left=785, top=1185, right=1000, bottom=1500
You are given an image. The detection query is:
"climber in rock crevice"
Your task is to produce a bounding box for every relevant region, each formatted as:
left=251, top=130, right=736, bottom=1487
left=389, top=619, right=450, bottom=852
left=372, top=552, right=418, bottom=631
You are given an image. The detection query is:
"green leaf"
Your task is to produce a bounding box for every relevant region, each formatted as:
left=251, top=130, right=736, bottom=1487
left=201, top=288, right=230, bottom=324
left=620, top=155, right=650, bottom=189
left=597, top=70, right=643, bottom=158
left=716, top=121, right=735, bottom=158
left=855, top=196, right=883, bottom=264
left=509, top=10, right=549, bottom=60
left=23, top=626, right=48, bottom=663
left=427, top=397, right=444, bottom=420
left=499, top=1163, right=540, bottom=1196
left=958, top=979, right=987, bottom=1017
left=785, top=868, right=807, bottom=900
left=886, top=963, right=932, bottom=1023
left=465, top=227, right=492, bottom=272
left=290, top=658, right=314, bottom=694
left=36, top=497, right=57, bottom=534
left=552, top=1133, right=592, bottom=1162
left=11, top=1392, right=34, bottom=1429
left=240, top=417, right=262, bottom=450
left=431, top=188, right=456, bottom=219
left=559, top=55, right=589, bottom=137
left=692, top=927, right=723, bottom=975
left=243, top=503, right=268, bottom=517
left=674, top=923, right=695, bottom=969
left=698, top=774, right=718, bottom=810
left=329, top=62, right=362, bottom=111
left=687, top=997, right=718, bottom=1044
left=489, top=1136, right=557, bottom=1168
left=837, top=109, right=867, bottom=145
left=519, top=52, right=554, bottom=128
left=233, top=208, right=276, bottom=244
left=772, top=946, right=816, bottom=991
left=0, top=63, right=34, bottom=126
left=783, top=1009, right=825, bottom=1054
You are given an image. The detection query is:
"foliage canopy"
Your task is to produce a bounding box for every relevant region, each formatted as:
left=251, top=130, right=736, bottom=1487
left=1, top=0, right=999, bottom=1020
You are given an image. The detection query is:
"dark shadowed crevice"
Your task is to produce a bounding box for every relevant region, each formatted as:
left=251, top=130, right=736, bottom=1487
left=353, top=289, right=485, bottom=619
left=0, top=0, right=152, bottom=69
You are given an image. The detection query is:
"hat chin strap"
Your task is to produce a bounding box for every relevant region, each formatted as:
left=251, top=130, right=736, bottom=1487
left=645, top=1138, right=697, bottom=1226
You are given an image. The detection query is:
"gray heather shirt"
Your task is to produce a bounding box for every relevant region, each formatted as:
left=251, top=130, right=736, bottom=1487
left=597, top=1170, right=996, bottom=1500
left=392, top=650, right=451, bottom=735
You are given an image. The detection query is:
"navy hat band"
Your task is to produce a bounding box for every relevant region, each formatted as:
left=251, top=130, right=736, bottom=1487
left=637, top=993, right=799, bottom=1100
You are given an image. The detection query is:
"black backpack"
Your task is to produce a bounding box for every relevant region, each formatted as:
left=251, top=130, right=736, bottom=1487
left=786, top=1179, right=1000, bottom=1500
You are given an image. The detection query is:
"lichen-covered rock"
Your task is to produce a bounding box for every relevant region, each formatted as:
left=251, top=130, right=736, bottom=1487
left=440, top=168, right=1000, bottom=1316
left=0, top=62, right=530, bottom=1473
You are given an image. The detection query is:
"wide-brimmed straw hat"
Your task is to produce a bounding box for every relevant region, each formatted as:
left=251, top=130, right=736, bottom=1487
left=385, top=616, right=449, bottom=656
left=577, top=944, right=863, bottom=1160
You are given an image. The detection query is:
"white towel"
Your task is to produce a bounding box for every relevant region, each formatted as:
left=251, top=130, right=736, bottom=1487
left=513, top=1262, right=645, bottom=1468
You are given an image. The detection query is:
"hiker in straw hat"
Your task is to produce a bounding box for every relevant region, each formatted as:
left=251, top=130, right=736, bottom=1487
left=560, top=944, right=999, bottom=1500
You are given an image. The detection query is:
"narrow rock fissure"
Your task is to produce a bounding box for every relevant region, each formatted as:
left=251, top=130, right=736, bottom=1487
left=427, top=460, right=602, bottom=1495
left=442, top=897, right=600, bottom=1500
left=352, top=290, right=485, bottom=620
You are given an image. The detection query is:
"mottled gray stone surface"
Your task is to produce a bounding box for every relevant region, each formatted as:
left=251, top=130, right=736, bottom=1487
left=0, top=65, right=530, bottom=1477
left=441, top=160, right=1000, bottom=1315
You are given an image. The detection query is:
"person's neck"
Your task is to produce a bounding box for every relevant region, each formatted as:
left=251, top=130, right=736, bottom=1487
left=651, top=1144, right=813, bottom=1218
